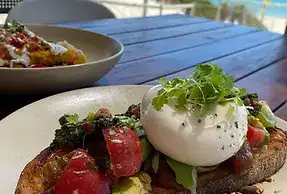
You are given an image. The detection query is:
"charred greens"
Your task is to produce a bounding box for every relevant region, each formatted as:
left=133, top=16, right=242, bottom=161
left=50, top=114, right=84, bottom=150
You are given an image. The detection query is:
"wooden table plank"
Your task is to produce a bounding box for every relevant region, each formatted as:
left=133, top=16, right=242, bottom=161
left=112, top=21, right=231, bottom=45
left=235, top=58, right=287, bottom=111
left=144, top=57, right=287, bottom=114
left=118, top=25, right=258, bottom=63
left=275, top=102, right=287, bottom=121
left=1, top=15, right=286, bottom=122
left=58, top=14, right=187, bottom=28
left=84, top=16, right=209, bottom=35
left=144, top=38, right=287, bottom=85
left=97, top=31, right=282, bottom=85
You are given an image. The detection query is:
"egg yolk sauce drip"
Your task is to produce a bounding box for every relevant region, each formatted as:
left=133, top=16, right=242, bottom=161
left=0, top=20, right=86, bottom=68
left=36, top=63, right=277, bottom=193
left=141, top=63, right=277, bottom=190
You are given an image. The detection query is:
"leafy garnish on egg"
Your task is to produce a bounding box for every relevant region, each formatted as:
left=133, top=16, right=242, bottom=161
left=152, top=63, right=247, bottom=116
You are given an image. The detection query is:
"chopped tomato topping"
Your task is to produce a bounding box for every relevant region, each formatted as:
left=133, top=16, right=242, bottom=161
left=30, top=36, right=39, bottom=42
left=53, top=149, right=110, bottom=194
left=16, top=32, right=26, bottom=39
left=103, top=127, right=142, bottom=177
left=247, top=125, right=266, bottom=147
left=8, top=37, right=25, bottom=48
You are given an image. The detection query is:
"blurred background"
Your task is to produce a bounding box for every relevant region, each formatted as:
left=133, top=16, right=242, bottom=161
left=1, top=0, right=286, bottom=34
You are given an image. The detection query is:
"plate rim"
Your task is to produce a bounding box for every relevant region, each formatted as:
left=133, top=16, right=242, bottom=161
left=1, top=85, right=286, bottom=124
left=0, top=85, right=152, bottom=122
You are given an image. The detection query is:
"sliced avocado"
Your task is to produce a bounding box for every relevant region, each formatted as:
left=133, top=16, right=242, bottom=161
left=248, top=115, right=265, bottom=129
left=257, top=101, right=276, bottom=128
left=112, top=172, right=152, bottom=194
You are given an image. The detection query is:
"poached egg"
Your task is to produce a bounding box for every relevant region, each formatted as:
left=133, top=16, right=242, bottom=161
left=141, top=85, right=248, bottom=166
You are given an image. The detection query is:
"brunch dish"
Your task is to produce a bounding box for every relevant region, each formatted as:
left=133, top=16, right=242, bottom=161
left=0, top=21, right=123, bottom=93
left=12, top=63, right=287, bottom=194
left=0, top=21, right=86, bottom=68
left=0, top=64, right=285, bottom=193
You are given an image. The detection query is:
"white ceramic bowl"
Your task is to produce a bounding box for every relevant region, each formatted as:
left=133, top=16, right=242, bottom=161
left=0, top=25, right=124, bottom=94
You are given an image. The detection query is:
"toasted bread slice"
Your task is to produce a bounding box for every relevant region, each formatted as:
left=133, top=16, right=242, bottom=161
left=150, top=128, right=287, bottom=194
left=15, top=128, right=287, bottom=194
left=197, top=128, right=287, bottom=194
left=15, top=148, right=52, bottom=194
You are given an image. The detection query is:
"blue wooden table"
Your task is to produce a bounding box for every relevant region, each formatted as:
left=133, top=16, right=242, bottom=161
left=1, top=14, right=286, bottom=120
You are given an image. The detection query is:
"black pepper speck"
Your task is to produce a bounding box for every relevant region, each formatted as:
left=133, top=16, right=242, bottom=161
left=230, top=144, right=232, bottom=147
left=217, top=125, right=221, bottom=129
left=231, top=134, right=234, bottom=138
left=235, top=122, right=238, bottom=129
left=222, top=146, right=225, bottom=150
left=215, top=113, right=218, bottom=117
left=182, top=123, right=185, bottom=126
left=198, top=119, right=202, bottom=123
left=224, top=130, right=227, bottom=132
left=219, top=136, right=221, bottom=139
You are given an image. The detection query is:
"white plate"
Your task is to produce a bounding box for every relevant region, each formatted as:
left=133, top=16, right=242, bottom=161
left=0, top=25, right=123, bottom=94
left=0, top=85, right=286, bottom=193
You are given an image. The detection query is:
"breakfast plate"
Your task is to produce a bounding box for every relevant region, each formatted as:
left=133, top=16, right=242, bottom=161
left=0, top=84, right=286, bottom=193
left=0, top=21, right=123, bottom=93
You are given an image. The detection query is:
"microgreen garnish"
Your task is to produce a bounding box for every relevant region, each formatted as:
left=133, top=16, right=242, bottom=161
left=152, top=63, right=246, bottom=116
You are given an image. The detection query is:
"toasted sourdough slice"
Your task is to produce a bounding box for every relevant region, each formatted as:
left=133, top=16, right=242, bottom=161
left=149, top=127, right=287, bottom=194
left=15, top=148, right=52, bottom=194
left=16, top=128, right=287, bottom=194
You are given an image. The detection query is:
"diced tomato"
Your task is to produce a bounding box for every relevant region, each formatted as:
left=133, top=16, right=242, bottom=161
left=54, top=149, right=110, bottom=194
left=8, top=37, right=25, bottom=48
left=31, top=64, right=45, bottom=68
left=247, top=125, right=266, bottom=147
left=30, top=36, right=39, bottom=42
left=103, top=127, right=142, bottom=177
left=16, top=32, right=26, bottom=39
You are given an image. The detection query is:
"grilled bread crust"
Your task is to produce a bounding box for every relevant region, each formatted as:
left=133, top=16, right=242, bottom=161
left=196, top=128, right=287, bottom=194
left=15, top=128, right=287, bottom=194
left=150, top=128, right=287, bottom=194
left=15, top=148, right=52, bottom=194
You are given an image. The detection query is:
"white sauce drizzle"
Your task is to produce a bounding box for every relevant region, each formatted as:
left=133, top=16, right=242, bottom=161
left=24, top=28, right=35, bottom=37
left=48, top=42, right=67, bottom=55
left=5, top=45, right=30, bottom=67
left=3, top=27, right=67, bottom=67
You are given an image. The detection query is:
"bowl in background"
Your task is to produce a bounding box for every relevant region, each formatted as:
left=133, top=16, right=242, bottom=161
left=0, top=25, right=124, bottom=94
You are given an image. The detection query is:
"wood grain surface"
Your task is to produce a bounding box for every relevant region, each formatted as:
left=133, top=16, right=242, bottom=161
left=0, top=14, right=286, bottom=121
